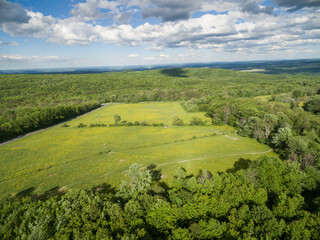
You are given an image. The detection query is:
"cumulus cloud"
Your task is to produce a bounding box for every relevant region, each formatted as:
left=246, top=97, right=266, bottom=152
left=0, top=0, right=30, bottom=24
left=70, top=0, right=129, bottom=23
left=241, top=2, right=274, bottom=15
left=138, top=0, right=201, bottom=22
left=272, top=0, right=320, bottom=11
left=0, top=0, right=319, bottom=57
left=1, top=9, right=55, bottom=38
left=49, top=19, right=96, bottom=45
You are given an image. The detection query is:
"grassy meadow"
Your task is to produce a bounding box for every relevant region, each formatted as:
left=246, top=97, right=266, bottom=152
left=0, top=102, right=275, bottom=197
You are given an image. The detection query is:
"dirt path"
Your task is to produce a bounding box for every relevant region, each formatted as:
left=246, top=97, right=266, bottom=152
left=0, top=103, right=120, bottom=147
left=156, top=149, right=273, bottom=167
left=211, top=129, right=239, bottom=140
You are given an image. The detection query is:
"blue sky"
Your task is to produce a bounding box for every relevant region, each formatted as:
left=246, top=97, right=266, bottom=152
left=0, top=0, right=320, bottom=70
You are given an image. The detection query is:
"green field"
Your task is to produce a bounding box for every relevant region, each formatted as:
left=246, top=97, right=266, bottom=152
left=0, top=102, right=275, bottom=197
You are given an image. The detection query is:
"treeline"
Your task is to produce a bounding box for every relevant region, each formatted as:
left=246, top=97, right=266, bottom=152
left=0, top=102, right=100, bottom=142
left=1, top=156, right=319, bottom=239
left=0, top=69, right=319, bottom=142
left=1, top=69, right=319, bottom=110
left=193, top=91, right=320, bottom=169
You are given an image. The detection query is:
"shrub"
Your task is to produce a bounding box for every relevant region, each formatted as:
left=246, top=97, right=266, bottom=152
left=78, top=123, right=86, bottom=128
left=172, top=116, right=184, bottom=126
left=133, top=121, right=140, bottom=126
left=189, top=116, right=205, bottom=126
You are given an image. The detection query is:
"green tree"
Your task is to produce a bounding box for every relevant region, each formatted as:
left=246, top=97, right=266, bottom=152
left=189, top=117, right=205, bottom=126
left=117, top=163, right=152, bottom=198
left=114, top=115, right=121, bottom=123
left=172, top=116, right=184, bottom=126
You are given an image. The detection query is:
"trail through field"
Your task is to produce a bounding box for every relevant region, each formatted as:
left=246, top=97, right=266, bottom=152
left=64, top=149, right=273, bottom=188
left=0, top=103, right=119, bottom=147
left=156, top=149, right=273, bottom=167
left=211, top=129, right=239, bottom=140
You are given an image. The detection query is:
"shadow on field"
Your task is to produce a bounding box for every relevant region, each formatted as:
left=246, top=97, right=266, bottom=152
left=147, top=164, right=163, bottom=182
left=14, top=186, right=67, bottom=200
left=227, top=158, right=252, bottom=173
left=91, top=183, right=116, bottom=194
left=13, top=183, right=116, bottom=200
left=160, top=68, right=188, bottom=78
left=15, top=187, right=36, bottom=198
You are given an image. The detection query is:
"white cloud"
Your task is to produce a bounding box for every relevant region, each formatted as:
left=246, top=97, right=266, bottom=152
left=128, top=53, right=140, bottom=57
left=144, top=54, right=171, bottom=61
left=49, top=19, right=96, bottom=45
left=0, top=54, right=64, bottom=62
left=0, top=0, right=319, bottom=59
left=0, top=40, right=18, bottom=46
left=1, top=10, right=55, bottom=38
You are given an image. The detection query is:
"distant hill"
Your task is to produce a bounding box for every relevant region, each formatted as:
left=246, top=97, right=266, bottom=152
left=1, top=58, right=319, bottom=75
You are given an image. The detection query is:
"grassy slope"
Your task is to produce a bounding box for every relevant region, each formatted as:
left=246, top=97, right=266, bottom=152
left=0, top=102, right=275, bottom=196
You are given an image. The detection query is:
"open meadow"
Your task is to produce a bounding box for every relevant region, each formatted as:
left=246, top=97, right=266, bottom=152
left=0, top=102, right=275, bottom=197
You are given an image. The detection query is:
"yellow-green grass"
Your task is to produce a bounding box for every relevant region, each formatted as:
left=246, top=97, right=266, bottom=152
left=72, top=102, right=209, bottom=126
left=0, top=102, right=276, bottom=197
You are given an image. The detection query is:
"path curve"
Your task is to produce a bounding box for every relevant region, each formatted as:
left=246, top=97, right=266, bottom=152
left=0, top=103, right=120, bottom=147
left=156, top=149, right=273, bottom=167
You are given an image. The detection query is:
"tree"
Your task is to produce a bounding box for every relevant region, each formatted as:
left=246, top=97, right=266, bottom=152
left=114, top=115, right=121, bottom=123
left=189, top=116, right=205, bottom=126
left=172, top=116, right=184, bottom=126
left=272, top=125, right=292, bottom=148
left=117, top=163, right=152, bottom=198
left=303, top=96, right=320, bottom=114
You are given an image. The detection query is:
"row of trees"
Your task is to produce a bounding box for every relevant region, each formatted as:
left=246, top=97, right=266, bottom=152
left=0, top=156, right=319, bottom=239
left=0, top=102, right=100, bottom=142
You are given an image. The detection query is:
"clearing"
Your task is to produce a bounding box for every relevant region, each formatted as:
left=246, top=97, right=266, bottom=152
left=0, top=102, right=275, bottom=196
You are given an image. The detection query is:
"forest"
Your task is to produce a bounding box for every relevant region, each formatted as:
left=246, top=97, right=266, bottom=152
left=0, top=68, right=319, bottom=142
left=0, top=68, right=320, bottom=239
left=0, top=156, right=319, bottom=239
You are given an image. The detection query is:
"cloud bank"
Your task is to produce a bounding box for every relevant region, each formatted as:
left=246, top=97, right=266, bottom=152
left=0, top=0, right=319, bottom=55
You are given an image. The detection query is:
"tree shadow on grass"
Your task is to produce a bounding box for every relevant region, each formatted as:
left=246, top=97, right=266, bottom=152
left=15, top=187, right=36, bottom=198
left=13, top=183, right=116, bottom=201
left=91, top=183, right=116, bottom=195
left=227, top=158, right=252, bottom=174
left=160, top=68, right=188, bottom=78
left=147, top=163, right=163, bottom=182
left=14, top=186, right=67, bottom=200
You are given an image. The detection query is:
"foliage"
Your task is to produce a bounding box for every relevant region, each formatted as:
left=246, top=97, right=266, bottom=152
left=113, top=114, right=121, bottom=123
left=189, top=116, right=206, bottom=126
left=77, top=122, right=86, bottom=128
left=0, top=157, right=319, bottom=239
left=303, top=96, right=320, bottom=114
left=0, top=102, right=99, bottom=142
left=172, top=116, right=184, bottom=126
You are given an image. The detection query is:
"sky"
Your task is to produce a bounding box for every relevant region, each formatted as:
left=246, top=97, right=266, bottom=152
left=0, top=0, right=320, bottom=70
